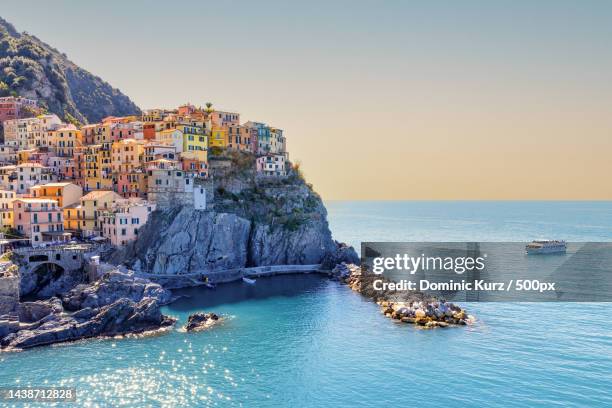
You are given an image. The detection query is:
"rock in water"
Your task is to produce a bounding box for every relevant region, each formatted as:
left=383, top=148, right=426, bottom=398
left=184, top=312, right=221, bottom=332
left=2, top=297, right=176, bottom=350
left=1, top=268, right=176, bottom=351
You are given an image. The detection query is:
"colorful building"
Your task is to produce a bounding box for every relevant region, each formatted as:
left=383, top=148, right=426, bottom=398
left=12, top=198, right=67, bottom=246
left=30, top=182, right=83, bottom=208
left=0, top=189, right=16, bottom=228
left=0, top=96, right=38, bottom=123
left=77, top=190, right=122, bottom=236
left=13, top=163, right=56, bottom=194
left=0, top=145, right=17, bottom=165
left=269, top=128, right=286, bottom=154
left=115, top=171, right=147, bottom=199
left=177, top=123, right=207, bottom=160
left=50, top=126, right=82, bottom=157
left=244, top=121, right=269, bottom=154
left=208, top=110, right=240, bottom=128
left=209, top=128, right=228, bottom=149
left=156, top=129, right=184, bottom=153
left=111, top=139, right=144, bottom=174
left=81, top=123, right=111, bottom=145
left=256, top=154, right=287, bottom=176
left=100, top=199, right=156, bottom=246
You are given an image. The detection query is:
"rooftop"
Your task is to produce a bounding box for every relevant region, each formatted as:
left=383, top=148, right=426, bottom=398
left=14, top=198, right=58, bottom=204
left=81, top=190, right=118, bottom=200
left=31, top=182, right=76, bottom=188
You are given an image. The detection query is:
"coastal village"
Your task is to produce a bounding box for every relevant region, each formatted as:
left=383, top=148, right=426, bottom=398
left=0, top=95, right=463, bottom=351
left=0, top=95, right=288, bottom=248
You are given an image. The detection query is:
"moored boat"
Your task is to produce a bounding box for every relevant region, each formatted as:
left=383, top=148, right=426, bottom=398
left=526, top=240, right=567, bottom=254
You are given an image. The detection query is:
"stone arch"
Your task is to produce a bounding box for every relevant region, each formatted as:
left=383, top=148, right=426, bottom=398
left=31, top=262, right=66, bottom=295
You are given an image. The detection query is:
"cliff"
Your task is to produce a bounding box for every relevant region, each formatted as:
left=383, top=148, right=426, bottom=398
left=112, top=152, right=358, bottom=275
left=0, top=17, right=140, bottom=124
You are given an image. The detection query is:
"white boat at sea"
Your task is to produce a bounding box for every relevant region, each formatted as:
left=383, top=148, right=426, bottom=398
left=525, top=240, right=567, bottom=254
left=242, top=277, right=256, bottom=285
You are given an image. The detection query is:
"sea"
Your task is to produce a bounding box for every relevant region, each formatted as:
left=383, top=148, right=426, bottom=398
left=0, top=201, right=611, bottom=407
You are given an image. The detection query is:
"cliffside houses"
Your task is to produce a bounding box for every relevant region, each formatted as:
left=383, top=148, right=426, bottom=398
left=0, top=96, right=40, bottom=124
left=0, top=100, right=288, bottom=247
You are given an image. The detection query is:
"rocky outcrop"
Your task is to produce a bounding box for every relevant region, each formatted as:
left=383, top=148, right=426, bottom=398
left=184, top=312, right=221, bottom=332
left=115, top=209, right=251, bottom=275
left=1, top=298, right=175, bottom=350
left=333, top=264, right=471, bottom=328
left=62, top=270, right=172, bottom=310
left=1, top=270, right=175, bottom=351
left=112, top=155, right=359, bottom=276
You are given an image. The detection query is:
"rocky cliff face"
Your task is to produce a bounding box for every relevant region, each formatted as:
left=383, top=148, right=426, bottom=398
left=0, top=17, right=140, bottom=124
left=113, top=153, right=358, bottom=275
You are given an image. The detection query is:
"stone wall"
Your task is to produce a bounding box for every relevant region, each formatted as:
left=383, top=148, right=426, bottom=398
left=0, top=272, right=20, bottom=315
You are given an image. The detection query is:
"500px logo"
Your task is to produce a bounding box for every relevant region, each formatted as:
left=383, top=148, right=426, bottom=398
left=371, top=254, right=487, bottom=275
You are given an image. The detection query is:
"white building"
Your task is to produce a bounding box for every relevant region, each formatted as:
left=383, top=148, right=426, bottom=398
left=256, top=154, right=287, bottom=176
left=0, top=145, right=17, bottom=165
left=100, top=199, right=156, bottom=246
left=12, top=163, right=57, bottom=194
left=147, top=167, right=207, bottom=210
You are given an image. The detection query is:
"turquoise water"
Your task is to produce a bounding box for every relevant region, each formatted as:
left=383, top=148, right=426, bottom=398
left=1, top=201, right=612, bottom=407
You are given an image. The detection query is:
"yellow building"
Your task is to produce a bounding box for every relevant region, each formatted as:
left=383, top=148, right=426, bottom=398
left=63, top=203, right=83, bottom=231
left=83, top=144, right=103, bottom=191
left=17, top=149, right=37, bottom=164
left=50, top=127, right=82, bottom=157
left=208, top=127, right=227, bottom=149
left=0, top=189, right=15, bottom=228
left=31, top=182, right=83, bottom=208
left=111, top=139, right=145, bottom=173
left=81, top=123, right=111, bottom=145
left=77, top=190, right=123, bottom=235
left=177, top=124, right=208, bottom=161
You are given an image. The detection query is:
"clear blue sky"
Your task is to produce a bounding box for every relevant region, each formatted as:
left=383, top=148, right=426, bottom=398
left=3, top=1, right=612, bottom=199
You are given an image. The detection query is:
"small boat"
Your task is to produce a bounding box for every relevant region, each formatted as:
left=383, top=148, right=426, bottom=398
left=242, top=277, right=256, bottom=285
left=526, top=240, right=567, bottom=254
left=204, top=282, right=216, bottom=289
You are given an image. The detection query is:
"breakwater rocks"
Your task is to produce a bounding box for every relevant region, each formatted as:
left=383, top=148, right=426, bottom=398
left=332, top=263, right=471, bottom=328
left=0, top=270, right=176, bottom=351
left=184, top=312, right=221, bottom=332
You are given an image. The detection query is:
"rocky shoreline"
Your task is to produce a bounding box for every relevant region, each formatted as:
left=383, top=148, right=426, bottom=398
left=1, top=260, right=472, bottom=352
left=332, top=263, right=471, bottom=328
left=0, top=270, right=176, bottom=351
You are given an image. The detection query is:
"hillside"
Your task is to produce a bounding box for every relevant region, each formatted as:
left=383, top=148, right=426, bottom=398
left=0, top=16, right=140, bottom=124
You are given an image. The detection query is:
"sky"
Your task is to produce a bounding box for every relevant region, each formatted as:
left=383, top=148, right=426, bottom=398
left=3, top=0, right=612, bottom=200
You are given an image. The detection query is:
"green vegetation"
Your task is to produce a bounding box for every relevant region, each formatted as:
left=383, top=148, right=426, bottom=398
left=0, top=17, right=140, bottom=124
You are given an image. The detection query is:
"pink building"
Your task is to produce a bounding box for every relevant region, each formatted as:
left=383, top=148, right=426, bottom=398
left=208, top=111, right=240, bottom=128
left=100, top=199, right=156, bottom=246
left=115, top=171, right=146, bottom=199
left=0, top=96, right=38, bottom=123
left=13, top=198, right=68, bottom=246
left=111, top=123, right=141, bottom=142
left=111, top=139, right=144, bottom=173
